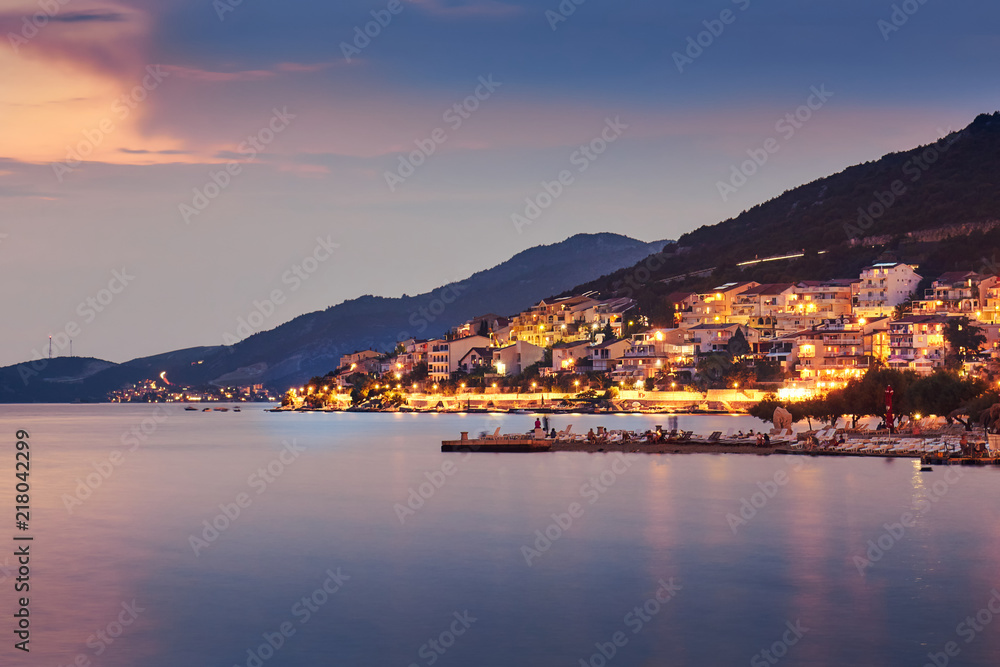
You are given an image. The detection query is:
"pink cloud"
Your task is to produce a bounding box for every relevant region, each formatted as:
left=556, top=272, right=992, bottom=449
left=163, top=61, right=343, bottom=82
left=407, top=0, right=523, bottom=18
left=162, top=66, right=276, bottom=83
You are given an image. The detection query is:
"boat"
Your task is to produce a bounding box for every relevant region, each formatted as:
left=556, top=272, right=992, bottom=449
left=233, top=407, right=241, bottom=412
left=184, top=406, right=198, bottom=411
left=202, top=408, right=211, bottom=412
left=214, top=407, right=229, bottom=412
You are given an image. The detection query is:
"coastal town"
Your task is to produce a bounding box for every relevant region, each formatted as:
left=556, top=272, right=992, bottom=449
left=279, top=262, right=1000, bottom=420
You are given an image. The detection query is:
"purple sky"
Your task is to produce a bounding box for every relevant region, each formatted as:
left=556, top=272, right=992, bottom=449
left=1, top=0, right=998, bottom=366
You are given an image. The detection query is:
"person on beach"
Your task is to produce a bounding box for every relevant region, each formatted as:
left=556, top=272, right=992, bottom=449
left=587, top=428, right=596, bottom=443
left=534, top=418, right=542, bottom=430
left=763, top=433, right=770, bottom=446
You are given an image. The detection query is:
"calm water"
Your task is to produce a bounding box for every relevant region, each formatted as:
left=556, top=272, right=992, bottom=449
left=1, top=405, right=999, bottom=666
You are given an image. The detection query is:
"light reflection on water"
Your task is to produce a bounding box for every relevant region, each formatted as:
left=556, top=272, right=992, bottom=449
left=0, top=405, right=998, bottom=666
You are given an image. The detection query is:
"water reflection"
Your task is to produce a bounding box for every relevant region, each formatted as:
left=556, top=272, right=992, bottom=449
left=0, top=406, right=997, bottom=666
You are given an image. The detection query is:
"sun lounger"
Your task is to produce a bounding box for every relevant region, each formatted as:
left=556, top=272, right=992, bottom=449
left=708, top=431, right=722, bottom=442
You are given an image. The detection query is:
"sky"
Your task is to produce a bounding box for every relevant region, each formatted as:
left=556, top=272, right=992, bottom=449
left=1, top=0, right=998, bottom=367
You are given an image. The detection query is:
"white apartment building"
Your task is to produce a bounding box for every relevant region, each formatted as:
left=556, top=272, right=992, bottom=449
left=853, top=263, right=922, bottom=318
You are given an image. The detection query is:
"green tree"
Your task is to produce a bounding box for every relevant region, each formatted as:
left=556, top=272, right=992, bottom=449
left=696, top=353, right=733, bottom=390
left=943, top=316, right=986, bottom=366
left=727, top=327, right=751, bottom=359
left=893, top=292, right=916, bottom=319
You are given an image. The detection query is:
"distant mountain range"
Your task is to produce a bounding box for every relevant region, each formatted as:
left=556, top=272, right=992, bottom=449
left=8, top=111, right=1000, bottom=403
left=0, top=233, right=669, bottom=402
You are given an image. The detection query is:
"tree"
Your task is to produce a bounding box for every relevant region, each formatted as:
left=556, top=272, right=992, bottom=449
left=347, top=373, right=375, bottom=405
left=727, top=327, right=751, bottom=359
left=748, top=395, right=785, bottom=423
left=905, top=370, right=986, bottom=418
left=696, top=353, right=733, bottom=390
left=893, top=292, right=916, bottom=319
left=601, top=323, right=616, bottom=342
left=943, top=316, right=986, bottom=366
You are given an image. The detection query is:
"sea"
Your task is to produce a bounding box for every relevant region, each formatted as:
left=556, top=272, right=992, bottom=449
left=1, top=404, right=998, bottom=667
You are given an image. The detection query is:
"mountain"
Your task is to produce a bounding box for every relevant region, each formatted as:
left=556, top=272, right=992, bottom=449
left=567, top=112, right=1000, bottom=305
left=0, top=233, right=669, bottom=401
left=0, top=348, right=221, bottom=403
left=11, top=112, right=1000, bottom=402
